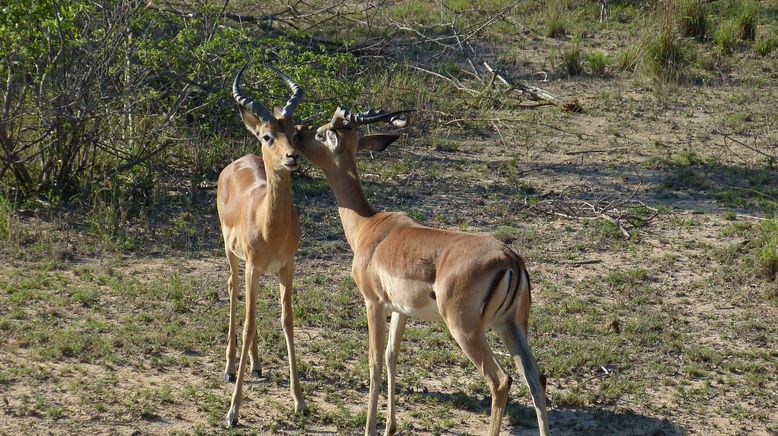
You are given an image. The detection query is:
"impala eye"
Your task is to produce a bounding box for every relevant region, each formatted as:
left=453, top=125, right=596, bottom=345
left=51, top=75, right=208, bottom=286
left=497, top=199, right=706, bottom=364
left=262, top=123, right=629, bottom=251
left=262, top=134, right=273, bottom=144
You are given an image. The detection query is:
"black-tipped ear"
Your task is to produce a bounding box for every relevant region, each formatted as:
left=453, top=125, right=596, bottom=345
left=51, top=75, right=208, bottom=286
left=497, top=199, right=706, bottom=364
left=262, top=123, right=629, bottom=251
left=358, top=133, right=400, bottom=152
left=238, top=106, right=262, bottom=134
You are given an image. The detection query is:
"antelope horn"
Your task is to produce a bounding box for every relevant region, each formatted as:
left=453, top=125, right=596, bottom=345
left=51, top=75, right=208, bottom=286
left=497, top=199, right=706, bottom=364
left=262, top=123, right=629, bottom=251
left=232, top=64, right=273, bottom=121
left=265, top=64, right=304, bottom=119
left=336, top=107, right=414, bottom=128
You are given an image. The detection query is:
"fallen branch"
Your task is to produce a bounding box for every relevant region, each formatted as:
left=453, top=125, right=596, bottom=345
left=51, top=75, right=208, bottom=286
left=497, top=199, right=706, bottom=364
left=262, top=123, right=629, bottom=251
left=482, top=61, right=559, bottom=105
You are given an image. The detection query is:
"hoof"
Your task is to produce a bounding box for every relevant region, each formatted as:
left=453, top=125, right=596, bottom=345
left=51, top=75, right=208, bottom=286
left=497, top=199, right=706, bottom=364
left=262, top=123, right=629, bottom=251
left=226, top=411, right=238, bottom=428
left=224, top=373, right=236, bottom=383
left=295, top=403, right=309, bottom=416
left=251, top=368, right=262, bottom=379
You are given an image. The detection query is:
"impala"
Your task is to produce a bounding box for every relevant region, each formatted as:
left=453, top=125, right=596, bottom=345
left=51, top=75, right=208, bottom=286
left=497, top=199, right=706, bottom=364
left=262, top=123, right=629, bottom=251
left=217, top=64, right=306, bottom=427
left=297, top=108, right=550, bottom=435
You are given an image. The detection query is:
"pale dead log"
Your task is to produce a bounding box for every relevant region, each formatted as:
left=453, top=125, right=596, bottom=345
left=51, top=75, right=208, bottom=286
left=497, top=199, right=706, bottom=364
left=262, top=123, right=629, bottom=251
left=482, top=61, right=560, bottom=105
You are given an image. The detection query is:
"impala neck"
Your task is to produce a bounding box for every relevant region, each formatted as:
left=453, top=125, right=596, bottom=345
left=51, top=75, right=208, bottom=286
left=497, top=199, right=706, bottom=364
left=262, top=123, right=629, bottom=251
left=261, top=160, right=293, bottom=232
left=322, top=156, right=376, bottom=249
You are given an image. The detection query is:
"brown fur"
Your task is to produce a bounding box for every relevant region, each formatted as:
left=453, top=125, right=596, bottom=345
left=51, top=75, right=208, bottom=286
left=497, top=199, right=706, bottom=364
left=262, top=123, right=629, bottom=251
left=217, top=110, right=306, bottom=428
left=297, top=118, right=549, bottom=436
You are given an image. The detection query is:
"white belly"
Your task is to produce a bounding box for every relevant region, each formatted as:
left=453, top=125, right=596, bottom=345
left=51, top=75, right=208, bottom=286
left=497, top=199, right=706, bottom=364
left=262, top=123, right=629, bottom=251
left=378, top=269, right=442, bottom=322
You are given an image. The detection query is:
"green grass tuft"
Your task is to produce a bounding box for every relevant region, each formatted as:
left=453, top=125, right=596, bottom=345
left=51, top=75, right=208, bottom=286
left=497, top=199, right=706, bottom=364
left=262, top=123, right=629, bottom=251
left=715, top=21, right=739, bottom=54
left=562, top=43, right=584, bottom=77
left=587, top=50, right=609, bottom=77
left=643, top=28, right=690, bottom=82
left=754, top=31, right=778, bottom=56
left=675, top=0, right=707, bottom=40
left=736, top=0, right=758, bottom=41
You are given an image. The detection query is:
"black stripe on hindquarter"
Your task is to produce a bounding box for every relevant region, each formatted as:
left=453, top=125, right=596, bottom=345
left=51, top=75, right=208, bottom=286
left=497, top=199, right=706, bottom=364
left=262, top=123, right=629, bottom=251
left=482, top=269, right=508, bottom=314
left=493, top=269, right=515, bottom=315
left=498, top=268, right=522, bottom=315
left=525, top=269, right=531, bottom=304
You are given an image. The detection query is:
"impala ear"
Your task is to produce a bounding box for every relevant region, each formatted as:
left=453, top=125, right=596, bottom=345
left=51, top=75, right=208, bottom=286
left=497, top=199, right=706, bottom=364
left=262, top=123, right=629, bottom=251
left=358, top=133, right=400, bottom=152
left=238, top=106, right=262, bottom=135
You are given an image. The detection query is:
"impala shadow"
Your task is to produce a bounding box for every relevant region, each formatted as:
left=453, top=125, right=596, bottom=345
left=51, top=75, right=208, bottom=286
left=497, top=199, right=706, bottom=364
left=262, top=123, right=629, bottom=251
left=405, top=387, right=684, bottom=435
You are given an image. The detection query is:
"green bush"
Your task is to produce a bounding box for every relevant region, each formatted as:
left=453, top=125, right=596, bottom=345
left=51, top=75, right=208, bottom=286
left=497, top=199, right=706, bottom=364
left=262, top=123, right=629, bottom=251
left=0, top=1, right=359, bottom=205
left=675, top=0, right=707, bottom=40
left=587, top=50, right=609, bottom=76
left=715, top=21, right=739, bottom=54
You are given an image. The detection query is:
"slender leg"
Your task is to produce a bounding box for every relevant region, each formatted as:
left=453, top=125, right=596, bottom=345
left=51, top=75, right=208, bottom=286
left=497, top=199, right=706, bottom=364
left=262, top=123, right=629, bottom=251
left=226, top=262, right=261, bottom=427
left=448, top=325, right=511, bottom=436
left=497, top=323, right=549, bottom=436
left=224, top=251, right=240, bottom=383
left=384, top=312, right=407, bottom=436
left=278, top=262, right=306, bottom=413
left=364, top=301, right=386, bottom=436
left=250, top=326, right=262, bottom=378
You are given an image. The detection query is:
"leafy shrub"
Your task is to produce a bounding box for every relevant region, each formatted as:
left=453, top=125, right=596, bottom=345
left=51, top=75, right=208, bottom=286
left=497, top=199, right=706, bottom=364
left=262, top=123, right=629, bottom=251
left=587, top=50, right=609, bottom=76
left=643, top=29, right=689, bottom=82
left=715, top=21, right=739, bottom=54
left=675, top=0, right=707, bottom=40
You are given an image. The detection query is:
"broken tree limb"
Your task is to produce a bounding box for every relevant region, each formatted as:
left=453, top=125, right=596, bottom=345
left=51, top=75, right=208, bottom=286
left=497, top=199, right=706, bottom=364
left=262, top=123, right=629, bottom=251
left=482, top=61, right=560, bottom=105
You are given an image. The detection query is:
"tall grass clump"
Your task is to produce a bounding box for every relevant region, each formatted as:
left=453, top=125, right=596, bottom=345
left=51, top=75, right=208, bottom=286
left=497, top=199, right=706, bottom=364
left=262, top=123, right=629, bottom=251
left=736, top=0, right=758, bottom=41
left=754, top=31, right=778, bottom=56
left=617, top=45, right=640, bottom=72
left=587, top=50, right=609, bottom=76
left=561, top=43, right=584, bottom=76
left=755, top=219, right=778, bottom=281
left=643, top=28, right=689, bottom=82
left=715, top=21, right=738, bottom=53
left=675, top=0, right=707, bottom=40
left=546, top=0, right=569, bottom=38
left=0, top=195, right=11, bottom=240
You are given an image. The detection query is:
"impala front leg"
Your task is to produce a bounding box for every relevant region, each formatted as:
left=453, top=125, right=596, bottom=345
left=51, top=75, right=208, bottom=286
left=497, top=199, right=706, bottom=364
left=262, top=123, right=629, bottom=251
left=385, top=311, right=407, bottom=436
left=224, top=251, right=240, bottom=382
left=365, top=301, right=387, bottom=436
left=226, top=262, right=261, bottom=427
left=279, top=262, right=306, bottom=413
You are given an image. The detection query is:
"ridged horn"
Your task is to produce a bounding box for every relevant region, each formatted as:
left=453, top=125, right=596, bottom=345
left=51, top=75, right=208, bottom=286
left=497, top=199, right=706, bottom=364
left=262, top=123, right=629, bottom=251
left=335, top=107, right=414, bottom=128
left=265, top=64, right=304, bottom=119
left=232, top=64, right=273, bottom=122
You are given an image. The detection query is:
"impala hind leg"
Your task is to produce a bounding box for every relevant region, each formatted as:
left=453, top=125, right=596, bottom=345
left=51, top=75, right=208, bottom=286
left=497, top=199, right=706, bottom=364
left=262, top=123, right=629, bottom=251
left=224, top=251, right=240, bottom=383
left=226, top=263, right=261, bottom=427
left=384, top=312, right=408, bottom=436
left=497, top=323, right=549, bottom=436
left=279, top=262, right=306, bottom=413
left=449, top=327, right=511, bottom=436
